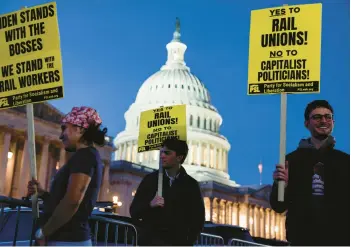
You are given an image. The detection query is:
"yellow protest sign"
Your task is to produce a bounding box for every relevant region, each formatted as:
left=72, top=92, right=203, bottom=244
left=138, top=105, right=187, bottom=152
left=248, top=3, right=322, bottom=95
left=0, top=2, right=63, bottom=109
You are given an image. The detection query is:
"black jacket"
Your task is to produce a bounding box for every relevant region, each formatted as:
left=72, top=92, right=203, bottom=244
left=130, top=166, right=205, bottom=245
left=270, top=137, right=350, bottom=246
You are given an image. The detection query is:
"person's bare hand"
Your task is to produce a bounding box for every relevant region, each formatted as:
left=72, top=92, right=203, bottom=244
left=150, top=195, right=164, bottom=208
left=27, top=179, right=45, bottom=197
left=273, top=161, right=289, bottom=187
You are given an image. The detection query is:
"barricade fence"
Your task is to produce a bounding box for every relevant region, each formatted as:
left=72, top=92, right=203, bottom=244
left=196, top=232, right=224, bottom=246
left=0, top=196, right=37, bottom=246
left=89, top=215, right=138, bottom=246
left=1, top=196, right=265, bottom=246
left=228, top=237, right=265, bottom=246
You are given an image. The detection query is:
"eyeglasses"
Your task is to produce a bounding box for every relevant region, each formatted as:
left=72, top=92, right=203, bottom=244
left=310, top=114, right=333, bottom=121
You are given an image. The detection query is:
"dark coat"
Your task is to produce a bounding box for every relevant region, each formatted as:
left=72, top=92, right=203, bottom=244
left=270, top=138, right=350, bottom=246
left=130, top=166, right=205, bottom=246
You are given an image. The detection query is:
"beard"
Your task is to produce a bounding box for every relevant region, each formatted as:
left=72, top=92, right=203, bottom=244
left=313, top=133, right=329, bottom=140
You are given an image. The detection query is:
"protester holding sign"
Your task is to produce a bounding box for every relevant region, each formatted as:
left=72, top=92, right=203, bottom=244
left=270, top=100, right=350, bottom=246
left=27, top=106, right=107, bottom=246
left=130, top=138, right=205, bottom=246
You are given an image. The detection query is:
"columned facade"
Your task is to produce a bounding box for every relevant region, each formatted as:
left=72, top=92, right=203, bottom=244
left=203, top=196, right=286, bottom=241
left=0, top=103, right=114, bottom=201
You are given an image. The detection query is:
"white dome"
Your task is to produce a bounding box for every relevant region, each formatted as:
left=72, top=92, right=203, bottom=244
left=114, top=19, right=237, bottom=187
left=134, top=40, right=217, bottom=112
left=135, top=69, right=217, bottom=111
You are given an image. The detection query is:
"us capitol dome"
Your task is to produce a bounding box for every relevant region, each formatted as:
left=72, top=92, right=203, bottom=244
left=113, top=18, right=237, bottom=187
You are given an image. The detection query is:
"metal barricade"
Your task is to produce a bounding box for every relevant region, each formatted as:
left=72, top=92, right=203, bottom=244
left=228, top=238, right=265, bottom=246
left=195, top=232, right=224, bottom=246
left=89, top=215, right=138, bottom=246
left=0, top=196, right=37, bottom=246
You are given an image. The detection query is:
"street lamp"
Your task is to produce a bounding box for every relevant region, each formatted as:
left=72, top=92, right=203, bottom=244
left=112, top=196, right=118, bottom=204
left=112, top=196, right=123, bottom=214
left=7, top=151, right=13, bottom=159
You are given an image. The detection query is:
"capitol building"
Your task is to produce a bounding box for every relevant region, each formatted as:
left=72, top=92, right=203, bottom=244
left=111, top=19, right=286, bottom=241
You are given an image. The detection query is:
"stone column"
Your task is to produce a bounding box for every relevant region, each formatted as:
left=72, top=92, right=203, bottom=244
left=260, top=207, right=265, bottom=238
left=122, top=143, right=127, bottom=160
left=127, top=142, right=132, bottom=161
left=254, top=206, right=260, bottom=238
left=238, top=203, right=248, bottom=228
left=213, top=148, right=217, bottom=170
left=226, top=201, right=233, bottom=225
left=249, top=205, right=254, bottom=235
left=217, top=199, right=221, bottom=224
left=281, top=214, right=286, bottom=240
left=212, top=198, right=219, bottom=223
left=39, top=140, right=50, bottom=188
left=0, top=132, right=11, bottom=195
left=133, top=142, right=138, bottom=163
left=232, top=203, right=238, bottom=225
left=218, top=148, right=223, bottom=171
left=270, top=210, right=275, bottom=239
left=209, top=197, right=213, bottom=222
left=134, top=143, right=138, bottom=163
left=187, top=140, right=193, bottom=164
left=206, top=144, right=211, bottom=168
left=18, top=141, right=29, bottom=198
left=219, top=199, right=225, bottom=224
left=196, top=142, right=201, bottom=166
left=265, top=208, right=271, bottom=239
left=130, top=143, right=134, bottom=162
left=276, top=214, right=281, bottom=240
left=5, top=140, right=17, bottom=196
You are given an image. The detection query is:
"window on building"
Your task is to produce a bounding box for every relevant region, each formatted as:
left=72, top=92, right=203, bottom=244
left=204, top=118, right=207, bottom=130
left=190, top=115, right=193, bottom=126
left=197, top=116, right=200, bottom=128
